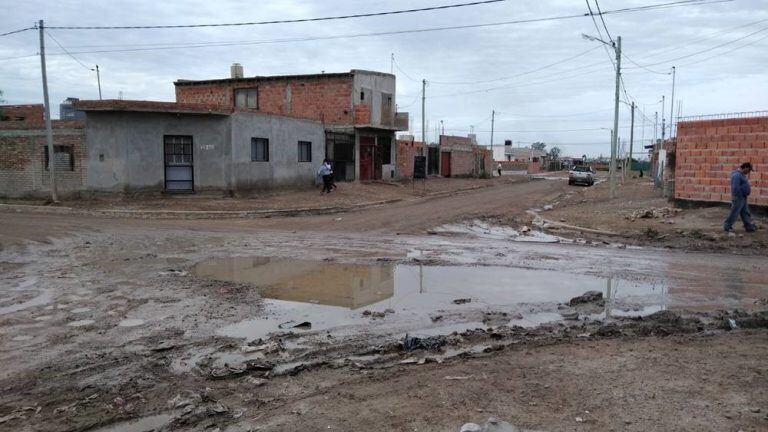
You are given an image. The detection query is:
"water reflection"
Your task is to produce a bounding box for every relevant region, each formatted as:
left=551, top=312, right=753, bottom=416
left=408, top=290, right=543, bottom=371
left=194, top=257, right=394, bottom=309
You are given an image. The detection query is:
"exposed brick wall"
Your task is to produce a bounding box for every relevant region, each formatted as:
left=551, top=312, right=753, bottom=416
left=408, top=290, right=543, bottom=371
left=175, top=76, right=355, bottom=125
left=0, top=121, right=86, bottom=198
left=0, top=104, right=44, bottom=127
left=449, top=149, right=475, bottom=176
left=474, top=146, right=494, bottom=175
left=396, top=139, right=424, bottom=178
left=499, top=161, right=528, bottom=171
left=675, top=116, right=768, bottom=206
left=354, top=104, right=370, bottom=125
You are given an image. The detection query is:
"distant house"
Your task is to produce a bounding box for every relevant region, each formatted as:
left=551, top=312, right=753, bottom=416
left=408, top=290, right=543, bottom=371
left=504, top=147, right=546, bottom=163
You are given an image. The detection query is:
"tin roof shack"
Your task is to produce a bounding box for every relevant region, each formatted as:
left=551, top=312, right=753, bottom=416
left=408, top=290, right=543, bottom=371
left=174, top=67, right=408, bottom=182
left=675, top=112, right=768, bottom=208
left=75, top=100, right=325, bottom=194
left=0, top=104, right=86, bottom=198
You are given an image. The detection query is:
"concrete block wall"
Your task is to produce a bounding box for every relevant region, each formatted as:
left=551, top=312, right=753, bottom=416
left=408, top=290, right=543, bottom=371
left=450, top=149, right=475, bottom=176
left=675, top=116, right=768, bottom=206
left=395, top=139, right=424, bottom=178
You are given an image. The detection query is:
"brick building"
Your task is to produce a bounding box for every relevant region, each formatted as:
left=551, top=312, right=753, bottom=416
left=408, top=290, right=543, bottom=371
left=675, top=112, right=768, bottom=207
left=437, top=134, right=493, bottom=178
left=0, top=105, right=86, bottom=198
left=395, top=137, right=425, bottom=178
left=175, top=67, right=408, bottom=181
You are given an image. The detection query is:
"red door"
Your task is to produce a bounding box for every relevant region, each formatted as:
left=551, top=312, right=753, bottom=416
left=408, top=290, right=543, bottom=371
left=441, top=152, right=451, bottom=177
left=359, top=136, right=375, bottom=181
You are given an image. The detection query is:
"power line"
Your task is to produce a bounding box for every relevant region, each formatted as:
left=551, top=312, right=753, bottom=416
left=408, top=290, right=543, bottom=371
left=391, top=56, right=421, bottom=82
left=46, top=0, right=510, bottom=30
left=621, top=53, right=671, bottom=75
left=45, top=30, right=93, bottom=71
left=0, top=26, right=36, bottom=37
left=593, top=0, right=615, bottom=44
left=677, top=31, right=768, bottom=67
left=427, top=46, right=602, bottom=85
left=585, top=0, right=616, bottom=68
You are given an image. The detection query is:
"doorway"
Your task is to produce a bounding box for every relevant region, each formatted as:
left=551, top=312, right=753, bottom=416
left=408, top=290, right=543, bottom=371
left=359, top=136, right=375, bottom=181
left=440, top=151, right=451, bottom=177
left=164, top=135, right=194, bottom=192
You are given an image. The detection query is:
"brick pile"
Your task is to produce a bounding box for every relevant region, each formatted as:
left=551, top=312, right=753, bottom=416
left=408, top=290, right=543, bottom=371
left=675, top=116, right=767, bottom=206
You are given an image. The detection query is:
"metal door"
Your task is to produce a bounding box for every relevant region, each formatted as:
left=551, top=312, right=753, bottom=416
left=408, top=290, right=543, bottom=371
left=359, top=136, right=375, bottom=181
left=164, top=135, right=194, bottom=192
left=441, top=152, right=451, bottom=177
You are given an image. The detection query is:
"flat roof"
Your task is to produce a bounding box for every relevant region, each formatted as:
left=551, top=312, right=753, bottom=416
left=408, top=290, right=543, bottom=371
left=73, top=100, right=232, bottom=115
left=174, top=69, right=393, bottom=87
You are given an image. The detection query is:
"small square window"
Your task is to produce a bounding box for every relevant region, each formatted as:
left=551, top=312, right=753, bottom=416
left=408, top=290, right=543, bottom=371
left=251, top=137, right=269, bottom=162
left=44, top=145, right=74, bottom=171
left=235, top=88, right=258, bottom=109
left=298, top=141, right=312, bottom=162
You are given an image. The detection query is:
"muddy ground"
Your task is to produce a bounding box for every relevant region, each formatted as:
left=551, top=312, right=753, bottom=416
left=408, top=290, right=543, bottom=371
left=1, top=177, right=767, bottom=432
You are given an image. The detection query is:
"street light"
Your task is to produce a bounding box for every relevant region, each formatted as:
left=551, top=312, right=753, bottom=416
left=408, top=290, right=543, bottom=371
left=582, top=33, right=622, bottom=199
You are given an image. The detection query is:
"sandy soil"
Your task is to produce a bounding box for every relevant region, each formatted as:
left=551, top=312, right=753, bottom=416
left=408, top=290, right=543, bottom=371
left=1, top=176, right=767, bottom=432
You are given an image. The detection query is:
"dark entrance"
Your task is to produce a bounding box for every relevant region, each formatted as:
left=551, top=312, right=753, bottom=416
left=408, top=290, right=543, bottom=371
left=325, top=132, right=355, bottom=181
left=427, top=146, right=439, bottom=175
left=164, top=135, right=194, bottom=192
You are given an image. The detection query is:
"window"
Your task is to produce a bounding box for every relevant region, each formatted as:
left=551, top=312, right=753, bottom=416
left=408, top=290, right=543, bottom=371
left=235, top=88, right=258, bottom=109
left=44, top=145, right=74, bottom=171
left=164, top=135, right=193, bottom=165
left=251, top=137, right=269, bottom=162
left=298, top=141, right=312, bottom=162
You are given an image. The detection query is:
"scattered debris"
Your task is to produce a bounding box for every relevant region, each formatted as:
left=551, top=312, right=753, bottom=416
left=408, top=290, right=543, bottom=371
left=460, top=423, right=483, bottom=432
left=403, top=334, right=447, bottom=351
left=569, top=290, right=604, bottom=306
left=362, top=308, right=396, bottom=318
left=626, top=207, right=681, bottom=221
left=453, top=298, right=472, bottom=305
left=445, top=376, right=472, bottom=380
left=278, top=321, right=312, bottom=330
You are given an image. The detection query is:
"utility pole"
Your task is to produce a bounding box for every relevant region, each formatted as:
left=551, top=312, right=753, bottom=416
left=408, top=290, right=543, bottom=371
left=39, top=19, right=58, bottom=203
left=654, top=111, right=658, bottom=143
left=96, top=65, right=102, bottom=100
left=669, top=66, right=676, bottom=138
left=421, top=79, right=429, bottom=176
left=627, top=102, right=635, bottom=177
left=490, top=110, right=496, bottom=161
left=609, top=36, right=622, bottom=199
left=390, top=53, right=394, bottom=75
left=660, top=95, right=666, bottom=143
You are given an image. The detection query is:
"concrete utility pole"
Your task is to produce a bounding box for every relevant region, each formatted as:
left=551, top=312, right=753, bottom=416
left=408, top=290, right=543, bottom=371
left=609, top=36, right=622, bottom=199
left=96, top=64, right=102, bottom=100
left=627, top=102, right=635, bottom=178
left=490, top=110, right=495, bottom=160
left=669, top=66, right=676, bottom=138
left=390, top=53, right=394, bottom=74
left=39, top=19, right=58, bottom=203
left=654, top=111, right=658, bottom=143
left=661, top=95, right=666, bottom=143
left=421, top=78, right=427, bottom=172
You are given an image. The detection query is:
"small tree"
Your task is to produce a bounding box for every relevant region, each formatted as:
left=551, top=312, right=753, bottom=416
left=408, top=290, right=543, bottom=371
left=548, top=146, right=561, bottom=159
left=531, top=142, right=546, bottom=151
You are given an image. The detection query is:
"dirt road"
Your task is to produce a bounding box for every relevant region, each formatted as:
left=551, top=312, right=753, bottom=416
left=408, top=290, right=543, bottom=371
left=1, top=177, right=767, bottom=432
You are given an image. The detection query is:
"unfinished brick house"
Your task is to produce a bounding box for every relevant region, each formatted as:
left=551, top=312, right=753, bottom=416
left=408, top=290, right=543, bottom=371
left=0, top=104, right=86, bottom=198
left=175, top=66, right=408, bottom=182
left=674, top=112, right=767, bottom=207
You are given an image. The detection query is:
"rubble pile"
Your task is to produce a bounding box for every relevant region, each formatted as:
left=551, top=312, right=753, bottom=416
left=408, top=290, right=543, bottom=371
left=625, top=207, right=681, bottom=221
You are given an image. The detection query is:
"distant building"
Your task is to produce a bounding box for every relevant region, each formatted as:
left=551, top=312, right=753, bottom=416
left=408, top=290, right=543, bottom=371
left=59, top=97, right=86, bottom=121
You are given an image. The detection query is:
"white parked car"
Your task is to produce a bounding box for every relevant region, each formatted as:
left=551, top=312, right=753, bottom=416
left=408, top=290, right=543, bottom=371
left=568, top=166, right=595, bottom=186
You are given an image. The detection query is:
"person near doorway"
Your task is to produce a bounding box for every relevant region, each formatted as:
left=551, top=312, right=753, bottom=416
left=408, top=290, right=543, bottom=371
left=724, top=162, right=757, bottom=233
left=497, top=163, right=502, bottom=177
left=318, top=159, right=334, bottom=194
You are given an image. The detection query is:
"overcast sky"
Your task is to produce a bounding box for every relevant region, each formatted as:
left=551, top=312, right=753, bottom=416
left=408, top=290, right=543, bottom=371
left=2, top=0, right=767, bottom=157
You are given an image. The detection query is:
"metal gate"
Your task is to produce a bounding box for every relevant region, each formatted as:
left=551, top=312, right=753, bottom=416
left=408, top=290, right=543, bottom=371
left=164, top=135, right=194, bottom=192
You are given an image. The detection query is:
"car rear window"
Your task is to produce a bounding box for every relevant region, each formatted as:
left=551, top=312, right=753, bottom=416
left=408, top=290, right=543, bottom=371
left=573, top=166, right=591, bottom=172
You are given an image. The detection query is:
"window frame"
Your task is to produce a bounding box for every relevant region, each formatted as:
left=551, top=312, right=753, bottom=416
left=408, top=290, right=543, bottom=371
left=234, top=88, right=259, bottom=109
left=297, top=140, right=312, bottom=163
left=43, top=145, right=75, bottom=172
left=251, top=137, right=270, bottom=162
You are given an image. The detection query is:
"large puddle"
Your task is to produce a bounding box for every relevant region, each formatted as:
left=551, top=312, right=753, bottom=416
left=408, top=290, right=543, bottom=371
left=191, top=256, right=768, bottom=341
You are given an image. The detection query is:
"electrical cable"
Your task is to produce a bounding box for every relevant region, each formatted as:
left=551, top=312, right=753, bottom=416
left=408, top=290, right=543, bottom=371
left=45, top=30, right=94, bottom=71
left=46, top=0, right=510, bottom=30
left=594, top=0, right=615, bottom=44
left=0, top=26, right=36, bottom=37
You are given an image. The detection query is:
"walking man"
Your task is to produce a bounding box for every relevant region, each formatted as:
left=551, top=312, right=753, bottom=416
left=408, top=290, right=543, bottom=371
left=497, top=162, right=502, bottom=177
left=724, top=162, right=757, bottom=233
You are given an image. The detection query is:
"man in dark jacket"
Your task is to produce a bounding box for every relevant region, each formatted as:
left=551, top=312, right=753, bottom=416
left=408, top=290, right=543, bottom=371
left=724, top=162, right=757, bottom=233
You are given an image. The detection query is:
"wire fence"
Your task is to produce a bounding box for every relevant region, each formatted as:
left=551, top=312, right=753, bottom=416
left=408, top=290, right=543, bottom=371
left=678, top=110, right=768, bottom=122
